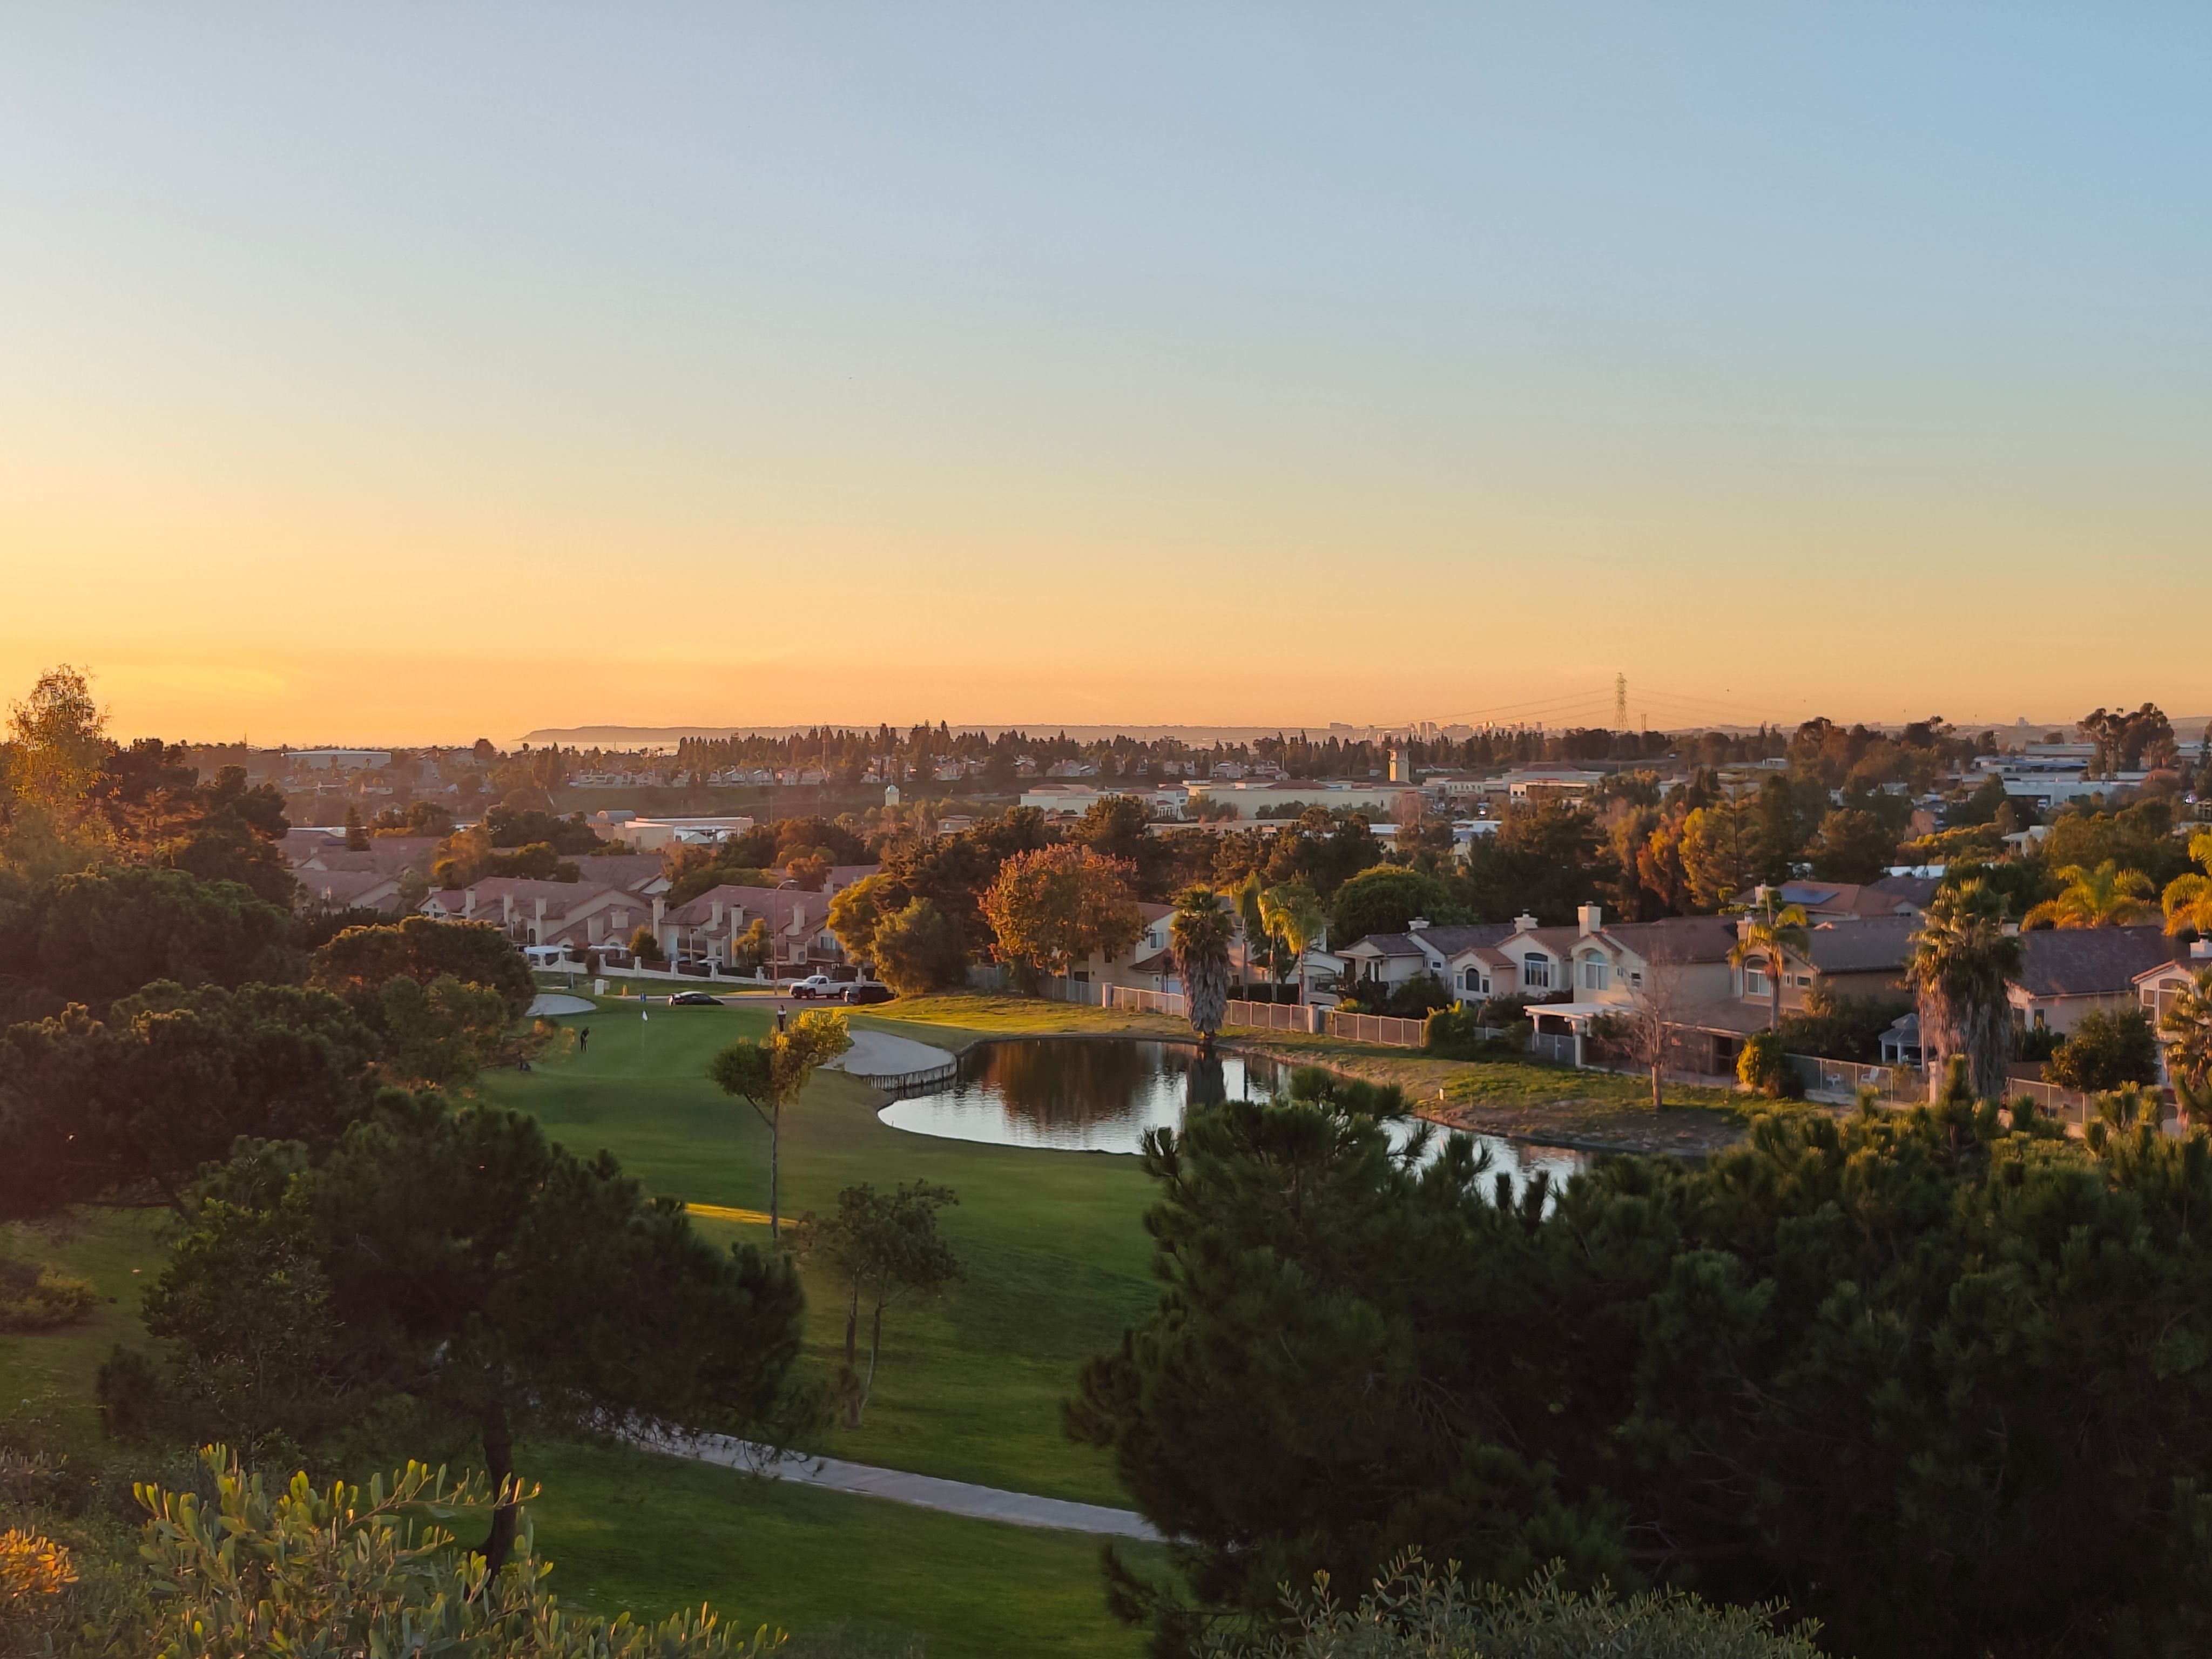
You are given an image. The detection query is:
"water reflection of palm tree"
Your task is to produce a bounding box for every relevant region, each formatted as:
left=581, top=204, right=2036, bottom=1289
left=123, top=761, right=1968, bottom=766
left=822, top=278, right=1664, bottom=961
left=1185, top=1053, right=1228, bottom=1110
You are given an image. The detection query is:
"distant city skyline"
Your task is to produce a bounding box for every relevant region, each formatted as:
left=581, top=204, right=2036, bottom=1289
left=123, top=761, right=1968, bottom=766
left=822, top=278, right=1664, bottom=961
left=3, top=6, right=2206, bottom=742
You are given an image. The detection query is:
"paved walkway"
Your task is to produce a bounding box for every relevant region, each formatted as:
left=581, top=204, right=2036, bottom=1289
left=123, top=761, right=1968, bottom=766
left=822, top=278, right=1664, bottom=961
left=640, top=1430, right=1161, bottom=1541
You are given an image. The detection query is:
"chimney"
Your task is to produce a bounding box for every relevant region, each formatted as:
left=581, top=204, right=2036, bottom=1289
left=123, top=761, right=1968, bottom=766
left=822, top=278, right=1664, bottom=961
left=795, top=901, right=808, bottom=930
left=2194, top=940, right=2212, bottom=961
left=1579, top=903, right=1602, bottom=936
left=462, top=887, right=474, bottom=918
left=1407, top=916, right=1430, bottom=932
left=710, top=900, right=723, bottom=929
left=1513, top=912, right=1539, bottom=933
left=652, top=896, right=666, bottom=929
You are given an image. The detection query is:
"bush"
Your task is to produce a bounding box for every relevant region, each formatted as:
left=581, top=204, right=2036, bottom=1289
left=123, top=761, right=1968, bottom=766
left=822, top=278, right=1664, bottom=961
left=1424, top=1004, right=1525, bottom=1061
left=1773, top=990, right=1912, bottom=1064
left=628, top=925, right=665, bottom=964
left=1210, top=1557, right=1822, bottom=1659
left=1735, top=1030, right=1802, bottom=1098
left=0, top=1262, right=96, bottom=1333
left=1341, top=977, right=1453, bottom=1020
left=2045, top=1006, right=2161, bottom=1092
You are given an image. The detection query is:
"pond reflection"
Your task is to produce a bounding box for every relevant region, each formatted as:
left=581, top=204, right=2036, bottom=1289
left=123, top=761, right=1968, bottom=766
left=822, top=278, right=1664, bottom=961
left=876, top=1037, right=1587, bottom=1197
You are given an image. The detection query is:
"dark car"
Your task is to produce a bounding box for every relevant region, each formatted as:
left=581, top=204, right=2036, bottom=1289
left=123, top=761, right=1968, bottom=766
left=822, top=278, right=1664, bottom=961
left=840, top=983, right=895, bottom=1005
left=667, top=990, right=723, bottom=1007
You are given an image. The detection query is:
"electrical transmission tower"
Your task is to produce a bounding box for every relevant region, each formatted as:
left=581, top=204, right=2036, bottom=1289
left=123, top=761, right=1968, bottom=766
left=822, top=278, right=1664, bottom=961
left=1615, top=673, right=1628, bottom=731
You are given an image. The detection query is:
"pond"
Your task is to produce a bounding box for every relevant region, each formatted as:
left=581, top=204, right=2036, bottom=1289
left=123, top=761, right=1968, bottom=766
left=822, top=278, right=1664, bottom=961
left=878, top=1037, right=1587, bottom=1196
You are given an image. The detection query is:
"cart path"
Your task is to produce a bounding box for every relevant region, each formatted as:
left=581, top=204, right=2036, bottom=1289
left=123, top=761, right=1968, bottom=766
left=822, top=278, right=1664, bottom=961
left=637, top=1429, right=1161, bottom=1540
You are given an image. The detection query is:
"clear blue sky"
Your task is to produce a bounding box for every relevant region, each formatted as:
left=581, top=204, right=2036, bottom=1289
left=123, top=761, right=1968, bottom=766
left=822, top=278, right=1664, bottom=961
left=1, top=4, right=2206, bottom=740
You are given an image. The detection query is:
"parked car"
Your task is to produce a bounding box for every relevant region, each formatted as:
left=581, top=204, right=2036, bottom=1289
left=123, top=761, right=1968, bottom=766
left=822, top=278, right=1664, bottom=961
left=790, top=974, right=843, bottom=999
left=840, top=982, right=894, bottom=1005
left=667, top=990, right=723, bottom=1007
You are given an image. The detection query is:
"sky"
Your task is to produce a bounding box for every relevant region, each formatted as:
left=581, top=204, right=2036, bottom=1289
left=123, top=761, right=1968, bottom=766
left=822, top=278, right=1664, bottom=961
left=1, top=4, right=2207, bottom=745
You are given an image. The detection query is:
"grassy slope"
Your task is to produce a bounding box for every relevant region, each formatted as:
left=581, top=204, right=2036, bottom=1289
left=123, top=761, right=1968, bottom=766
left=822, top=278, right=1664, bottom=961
left=0, top=1209, right=168, bottom=1445
left=524, top=1439, right=1156, bottom=1659
left=482, top=998, right=1157, bottom=1506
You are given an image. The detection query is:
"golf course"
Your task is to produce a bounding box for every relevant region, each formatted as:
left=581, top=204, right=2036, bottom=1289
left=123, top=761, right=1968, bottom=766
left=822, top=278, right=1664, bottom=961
left=3, top=992, right=1192, bottom=1657
left=1, top=987, right=1754, bottom=1656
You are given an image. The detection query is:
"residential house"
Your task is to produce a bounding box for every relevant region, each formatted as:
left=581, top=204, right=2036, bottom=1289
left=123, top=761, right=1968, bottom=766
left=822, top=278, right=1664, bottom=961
left=1732, top=876, right=1937, bottom=923
left=295, top=868, right=404, bottom=914
left=1729, top=917, right=1918, bottom=1011
left=1057, top=902, right=1263, bottom=996
left=2008, top=926, right=2193, bottom=1035
left=420, top=879, right=655, bottom=952
left=2137, top=940, right=2212, bottom=1027
left=659, top=885, right=845, bottom=973
left=293, top=836, right=443, bottom=879
left=1340, top=908, right=1737, bottom=1016
left=568, top=853, right=671, bottom=895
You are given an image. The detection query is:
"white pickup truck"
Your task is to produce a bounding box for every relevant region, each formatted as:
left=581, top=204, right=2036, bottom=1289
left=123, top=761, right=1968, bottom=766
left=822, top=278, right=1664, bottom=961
left=788, top=974, right=844, bottom=1000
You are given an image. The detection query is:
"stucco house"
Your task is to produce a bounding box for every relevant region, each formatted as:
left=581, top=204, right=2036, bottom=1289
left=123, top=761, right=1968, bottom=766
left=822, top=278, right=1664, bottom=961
left=2007, top=926, right=2192, bottom=1036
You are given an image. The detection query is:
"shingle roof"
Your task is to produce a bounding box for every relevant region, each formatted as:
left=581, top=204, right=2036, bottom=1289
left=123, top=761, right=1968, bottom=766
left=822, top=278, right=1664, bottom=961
left=1602, top=916, right=1737, bottom=963
left=1344, top=933, right=1429, bottom=959
left=1802, top=918, right=1918, bottom=974
left=1869, top=874, right=1941, bottom=908
left=569, top=854, right=667, bottom=893
left=666, top=885, right=828, bottom=932
left=1408, top=924, right=1515, bottom=956
left=2015, top=926, right=2187, bottom=999
left=1745, top=880, right=1925, bottom=920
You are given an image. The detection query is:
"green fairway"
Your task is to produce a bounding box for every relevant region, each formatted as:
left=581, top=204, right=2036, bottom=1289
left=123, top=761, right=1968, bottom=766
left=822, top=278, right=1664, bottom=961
left=483, top=996, right=1159, bottom=1507
left=521, top=1438, right=1157, bottom=1659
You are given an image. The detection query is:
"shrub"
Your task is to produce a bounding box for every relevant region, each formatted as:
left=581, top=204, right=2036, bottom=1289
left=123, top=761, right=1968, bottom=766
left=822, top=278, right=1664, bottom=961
left=1773, top=989, right=1913, bottom=1063
left=1424, top=1004, right=1525, bottom=1060
left=0, top=1262, right=96, bottom=1333
left=2045, top=1007, right=2161, bottom=1092
left=1735, top=1030, right=1802, bottom=1098
left=628, top=925, right=666, bottom=963
left=1209, top=1556, right=1822, bottom=1659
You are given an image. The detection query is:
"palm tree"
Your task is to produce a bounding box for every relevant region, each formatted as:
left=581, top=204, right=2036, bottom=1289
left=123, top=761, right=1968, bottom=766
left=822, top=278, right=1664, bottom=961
left=2161, top=831, right=2212, bottom=937
left=1729, top=887, right=1810, bottom=1032
left=1907, top=879, right=2023, bottom=1103
left=2023, top=860, right=2156, bottom=929
left=2161, top=966, right=2212, bottom=1125
left=1170, top=886, right=1233, bottom=1053
left=1229, top=871, right=1266, bottom=999
left=1258, top=881, right=1325, bottom=1004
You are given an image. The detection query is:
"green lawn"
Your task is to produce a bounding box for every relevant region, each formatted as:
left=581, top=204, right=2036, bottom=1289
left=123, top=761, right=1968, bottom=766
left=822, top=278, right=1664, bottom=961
left=0, top=1208, right=169, bottom=1446
left=522, top=1438, right=1157, bottom=1659
left=483, top=996, right=1159, bottom=1507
